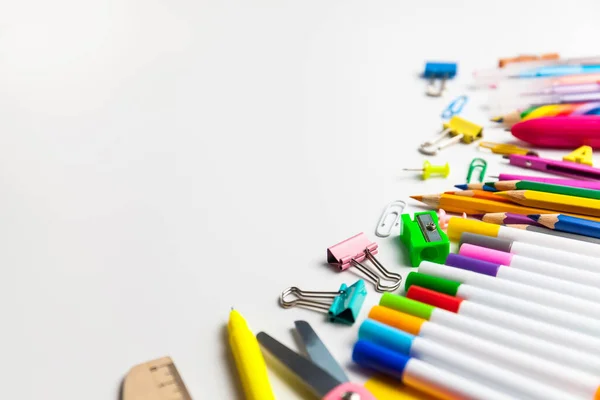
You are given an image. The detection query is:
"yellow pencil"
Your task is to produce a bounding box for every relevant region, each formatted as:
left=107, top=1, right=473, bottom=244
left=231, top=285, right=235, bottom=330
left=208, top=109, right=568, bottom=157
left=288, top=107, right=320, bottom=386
left=228, top=309, right=275, bottom=400
left=495, top=190, right=600, bottom=218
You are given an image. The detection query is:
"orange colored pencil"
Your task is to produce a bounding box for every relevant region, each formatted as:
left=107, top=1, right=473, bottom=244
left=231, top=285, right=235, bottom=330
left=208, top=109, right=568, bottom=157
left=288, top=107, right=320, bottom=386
left=410, top=193, right=600, bottom=222
left=445, top=190, right=512, bottom=203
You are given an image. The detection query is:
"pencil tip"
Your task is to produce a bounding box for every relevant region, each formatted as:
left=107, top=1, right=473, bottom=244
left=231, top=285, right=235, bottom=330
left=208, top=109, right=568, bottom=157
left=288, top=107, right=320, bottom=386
left=494, top=192, right=509, bottom=198
left=410, top=195, right=423, bottom=202
left=528, top=214, right=540, bottom=221
left=490, top=116, right=503, bottom=123
left=471, top=214, right=484, bottom=220
left=454, top=184, right=468, bottom=190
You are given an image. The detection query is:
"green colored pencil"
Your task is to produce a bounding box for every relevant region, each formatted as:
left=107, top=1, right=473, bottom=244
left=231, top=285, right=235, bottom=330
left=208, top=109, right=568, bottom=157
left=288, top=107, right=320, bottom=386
left=484, top=180, right=600, bottom=201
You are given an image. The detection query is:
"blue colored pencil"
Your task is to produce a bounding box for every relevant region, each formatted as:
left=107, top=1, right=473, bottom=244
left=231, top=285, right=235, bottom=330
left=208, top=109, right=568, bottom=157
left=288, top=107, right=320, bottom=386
left=529, top=214, right=600, bottom=239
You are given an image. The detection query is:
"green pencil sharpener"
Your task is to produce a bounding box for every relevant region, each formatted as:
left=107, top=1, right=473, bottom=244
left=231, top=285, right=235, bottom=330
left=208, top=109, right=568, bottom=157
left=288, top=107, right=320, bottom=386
left=400, top=211, right=449, bottom=267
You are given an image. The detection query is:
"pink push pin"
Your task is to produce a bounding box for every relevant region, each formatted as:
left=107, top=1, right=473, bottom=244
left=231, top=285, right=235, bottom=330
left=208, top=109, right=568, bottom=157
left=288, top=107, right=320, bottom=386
left=438, top=208, right=466, bottom=229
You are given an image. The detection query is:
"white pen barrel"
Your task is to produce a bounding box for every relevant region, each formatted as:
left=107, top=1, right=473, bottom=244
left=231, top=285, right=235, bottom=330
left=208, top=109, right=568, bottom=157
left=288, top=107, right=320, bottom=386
left=510, top=254, right=600, bottom=287
left=495, top=266, right=600, bottom=304
left=403, top=359, right=514, bottom=400
left=419, top=262, right=599, bottom=319
left=499, top=225, right=600, bottom=258
left=410, top=337, right=587, bottom=400
left=429, top=308, right=600, bottom=375
left=511, top=241, right=600, bottom=272
left=456, top=300, right=600, bottom=355
left=457, top=285, right=600, bottom=337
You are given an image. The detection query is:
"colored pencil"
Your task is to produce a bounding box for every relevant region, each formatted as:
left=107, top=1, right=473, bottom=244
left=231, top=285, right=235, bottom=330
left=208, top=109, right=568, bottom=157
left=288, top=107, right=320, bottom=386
left=472, top=212, right=541, bottom=226
left=492, top=175, right=600, bottom=190
left=495, top=190, right=600, bottom=217
left=410, top=194, right=553, bottom=215
left=454, top=183, right=497, bottom=191
left=488, top=180, right=600, bottom=200
left=530, top=214, right=600, bottom=239
left=505, top=224, right=600, bottom=244
left=445, top=190, right=511, bottom=203
left=491, top=103, right=600, bottom=127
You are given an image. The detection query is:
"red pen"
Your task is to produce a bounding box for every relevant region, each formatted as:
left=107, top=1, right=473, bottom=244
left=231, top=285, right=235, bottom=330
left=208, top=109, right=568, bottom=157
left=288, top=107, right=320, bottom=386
left=511, top=116, right=600, bottom=148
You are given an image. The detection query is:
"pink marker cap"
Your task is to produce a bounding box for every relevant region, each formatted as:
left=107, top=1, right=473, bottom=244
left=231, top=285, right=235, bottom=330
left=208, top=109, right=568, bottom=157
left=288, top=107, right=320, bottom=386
left=459, top=243, right=514, bottom=266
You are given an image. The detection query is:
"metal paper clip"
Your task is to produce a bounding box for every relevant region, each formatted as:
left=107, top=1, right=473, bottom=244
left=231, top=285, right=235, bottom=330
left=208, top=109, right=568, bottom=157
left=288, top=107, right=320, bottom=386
left=423, top=62, right=457, bottom=97
left=327, top=233, right=401, bottom=292
left=441, top=95, right=468, bottom=119
left=419, top=116, right=483, bottom=156
left=280, top=280, right=367, bottom=325
left=478, top=141, right=538, bottom=156
left=466, top=157, right=488, bottom=183
left=375, top=200, right=406, bottom=237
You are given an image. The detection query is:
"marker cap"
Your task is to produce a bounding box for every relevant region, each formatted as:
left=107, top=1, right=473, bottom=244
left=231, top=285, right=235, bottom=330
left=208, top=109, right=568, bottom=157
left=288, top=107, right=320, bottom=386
left=359, top=319, right=415, bottom=356
left=379, top=292, right=434, bottom=320
left=447, top=218, right=500, bottom=241
left=352, top=340, right=409, bottom=379
left=459, top=243, right=514, bottom=266
left=406, top=285, right=463, bottom=313
left=369, top=305, right=426, bottom=334
left=459, top=232, right=514, bottom=253
left=446, top=253, right=501, bottom=277
left=406, top=272, right=461, bottom=296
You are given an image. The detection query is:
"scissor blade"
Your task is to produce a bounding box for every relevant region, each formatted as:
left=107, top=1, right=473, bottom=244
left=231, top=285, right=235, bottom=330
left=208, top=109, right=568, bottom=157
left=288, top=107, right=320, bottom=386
left=257, top=332, right=340, bottom=398
left=294, top=321, right=349, bottom=384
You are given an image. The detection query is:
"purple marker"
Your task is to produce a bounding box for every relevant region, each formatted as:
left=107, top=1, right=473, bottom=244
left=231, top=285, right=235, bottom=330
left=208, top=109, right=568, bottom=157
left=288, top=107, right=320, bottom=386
left=444, top=253, right=600, bottom=304
left=496, top=174, right=600, bottom=190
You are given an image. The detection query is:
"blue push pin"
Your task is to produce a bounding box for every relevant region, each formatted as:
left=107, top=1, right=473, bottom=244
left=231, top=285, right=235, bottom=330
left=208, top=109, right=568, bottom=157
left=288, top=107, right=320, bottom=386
left=423, top=62, right=457, bottom=97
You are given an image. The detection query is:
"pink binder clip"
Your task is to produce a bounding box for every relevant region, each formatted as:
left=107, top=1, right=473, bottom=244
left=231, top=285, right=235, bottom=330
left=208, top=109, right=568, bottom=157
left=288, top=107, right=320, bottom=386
left=327, top=233, right=402, bottom=292
left=437, top=209, right=466, bottom=229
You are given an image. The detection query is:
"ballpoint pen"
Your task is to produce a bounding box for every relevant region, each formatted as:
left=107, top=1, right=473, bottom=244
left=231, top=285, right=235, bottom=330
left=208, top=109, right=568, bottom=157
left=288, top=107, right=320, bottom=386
left=228, top=309, right=275, bottom=400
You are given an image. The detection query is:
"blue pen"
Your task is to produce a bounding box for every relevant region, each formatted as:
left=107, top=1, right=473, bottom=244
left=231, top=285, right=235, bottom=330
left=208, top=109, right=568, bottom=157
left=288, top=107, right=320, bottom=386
left=517, top=65, right=600, bottom=78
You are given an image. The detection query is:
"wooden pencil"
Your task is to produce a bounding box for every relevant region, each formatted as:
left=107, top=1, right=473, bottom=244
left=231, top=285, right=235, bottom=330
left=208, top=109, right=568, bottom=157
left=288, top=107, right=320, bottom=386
left=410, top=193, right=600, bottom=222
left=472, top=212, right=541, bottom=226
left=445, top=190, right=512, bottom=203
left=505, top=224, right=600, bottom=244
left=454, top=183, right=497, bottom=191
left=488, top=180, right=600, bottom=200
left=495, top=190, right=600, bottom=217
left=530, top=214, right=600, bottom=239
left=410, top=194, right=553, bottom=216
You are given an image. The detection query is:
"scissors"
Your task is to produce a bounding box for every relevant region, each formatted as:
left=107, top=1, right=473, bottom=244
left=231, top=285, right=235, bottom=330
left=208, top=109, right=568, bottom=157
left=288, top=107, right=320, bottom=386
left=257, top=320, right=375, bottom=400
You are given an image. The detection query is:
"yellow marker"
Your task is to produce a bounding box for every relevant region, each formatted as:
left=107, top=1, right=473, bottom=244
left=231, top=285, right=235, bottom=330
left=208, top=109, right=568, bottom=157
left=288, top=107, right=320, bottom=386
left=563, top=146, right=593, bottom=166
left=228, top=309, right=275, bottom=400
left=404, top=161, right=450, bottom=180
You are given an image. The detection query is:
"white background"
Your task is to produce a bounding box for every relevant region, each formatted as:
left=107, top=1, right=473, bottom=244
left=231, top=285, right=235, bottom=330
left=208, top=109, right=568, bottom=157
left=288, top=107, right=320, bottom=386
left=2, top=1, right=599, bottom=399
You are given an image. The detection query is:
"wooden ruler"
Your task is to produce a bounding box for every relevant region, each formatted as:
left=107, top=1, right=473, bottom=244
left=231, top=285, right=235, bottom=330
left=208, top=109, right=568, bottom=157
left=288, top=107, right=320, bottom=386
left=122, top=356, right=192, bottom=400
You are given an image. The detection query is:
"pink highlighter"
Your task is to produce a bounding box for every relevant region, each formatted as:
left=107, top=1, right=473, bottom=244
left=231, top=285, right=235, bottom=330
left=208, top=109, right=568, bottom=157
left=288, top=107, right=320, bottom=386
left=511, top=116, right=600, bottom=148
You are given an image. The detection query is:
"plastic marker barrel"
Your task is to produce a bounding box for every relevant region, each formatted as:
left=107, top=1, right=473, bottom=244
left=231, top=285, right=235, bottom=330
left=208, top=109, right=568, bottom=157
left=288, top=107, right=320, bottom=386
left=403, top=285, right=600, bottom=355
left=358, top=319, right=592, bottom=400
left=418, top=261, right=600, bottom=319
left=352, top=340, right=515, bottom=400
left=445, top=253, right=600, bottom=304
left=460, top=232, right=600, bottom=273
left=405, top=272, right=600, bottom=337
left=459, top=242, right=600, bottom=287
left=371, top=302, right=600, bottom=376
left=447, top=217, right=600, bottom=258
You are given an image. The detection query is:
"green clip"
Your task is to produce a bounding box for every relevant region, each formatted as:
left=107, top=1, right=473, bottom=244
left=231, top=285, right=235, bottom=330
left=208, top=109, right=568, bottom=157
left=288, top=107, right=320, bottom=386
left=400, top=211, right=449, bottom=267
left=328, top=280, right=367, bottom=325
left=466, top=157, right=487, bottom=183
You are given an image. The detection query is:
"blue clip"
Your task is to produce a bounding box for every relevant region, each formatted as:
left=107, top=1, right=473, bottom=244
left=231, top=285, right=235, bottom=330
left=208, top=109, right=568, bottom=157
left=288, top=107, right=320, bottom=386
left=441, top=95, right=468, bottom=119
left=328, top=280, right=367, bottom=324
left=280, top=279, right=367, bottom=325
left=423, top=62, right=458, bottom=97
